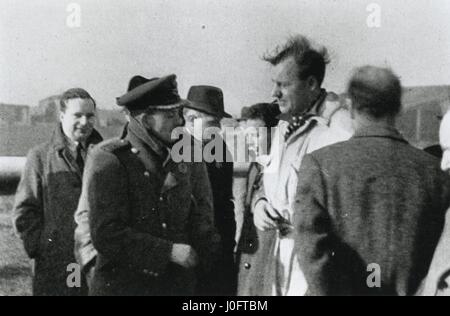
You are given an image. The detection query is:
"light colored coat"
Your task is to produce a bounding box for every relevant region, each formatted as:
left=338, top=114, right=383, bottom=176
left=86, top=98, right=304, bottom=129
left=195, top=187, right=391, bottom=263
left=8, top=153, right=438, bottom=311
left=420, top=210, right=450, bottom=296
left=261, top=92, right=352, bottom=296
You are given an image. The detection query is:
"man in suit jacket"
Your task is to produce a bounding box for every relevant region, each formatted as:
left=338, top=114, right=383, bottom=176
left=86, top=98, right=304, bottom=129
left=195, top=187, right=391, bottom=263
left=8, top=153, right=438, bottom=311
left=83, top=74, right=220, bottom=296
left=13, top=88, right=103, bottom=296
left=293, top=66, right=450, bottom=296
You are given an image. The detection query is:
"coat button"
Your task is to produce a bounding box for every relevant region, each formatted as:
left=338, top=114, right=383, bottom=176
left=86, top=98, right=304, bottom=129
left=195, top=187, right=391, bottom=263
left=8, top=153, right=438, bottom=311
left=162, top=223, right=167, bottom=229
left=143, top=269, right=149, bottom=274
left=144, top=171, right=150, bottom=177
left=159, top=196, right=164, bottom=202
left=248, top=242, right=253, bottom=248
left=244, top=263, right=251, bottom=270
left=131, top=147, right=139, bottom=154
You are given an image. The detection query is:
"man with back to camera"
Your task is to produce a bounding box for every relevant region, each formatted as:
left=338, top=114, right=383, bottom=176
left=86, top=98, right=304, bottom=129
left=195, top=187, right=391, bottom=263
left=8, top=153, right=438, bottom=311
left=293, top=66, right=450, bottom=296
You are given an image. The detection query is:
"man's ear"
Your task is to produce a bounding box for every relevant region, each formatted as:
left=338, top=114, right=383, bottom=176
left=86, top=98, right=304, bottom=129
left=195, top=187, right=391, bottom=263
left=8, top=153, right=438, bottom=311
left=59, top=111, right=65, bottom=122
left=141, top=112, right=154, bottom=130
left=307, top=76, right=319, bottom=91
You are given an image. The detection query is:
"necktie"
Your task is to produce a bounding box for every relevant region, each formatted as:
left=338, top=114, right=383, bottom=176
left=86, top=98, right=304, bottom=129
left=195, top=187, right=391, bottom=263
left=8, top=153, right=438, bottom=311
left=76, top=143, right=85, bottom=172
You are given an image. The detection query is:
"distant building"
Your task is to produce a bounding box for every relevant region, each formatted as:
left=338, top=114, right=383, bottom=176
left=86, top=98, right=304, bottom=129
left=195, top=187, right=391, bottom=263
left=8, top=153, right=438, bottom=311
left=30, top=95, right=60, bottom=124
left=398, top=85, right=450, bottom=148
left=96, top=109, right=127, bottom=128
left=0, top=103, right=30, bottom=125
left=340, top=85, right=450, bottom=148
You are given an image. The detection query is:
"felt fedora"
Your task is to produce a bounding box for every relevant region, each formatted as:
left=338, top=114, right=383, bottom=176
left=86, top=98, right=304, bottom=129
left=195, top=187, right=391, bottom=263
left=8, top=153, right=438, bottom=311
left=186, top=85, right=232, bottom=118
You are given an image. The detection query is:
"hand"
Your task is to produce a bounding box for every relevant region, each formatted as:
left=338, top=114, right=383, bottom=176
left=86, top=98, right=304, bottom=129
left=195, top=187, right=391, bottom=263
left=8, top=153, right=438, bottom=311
left=253, top=199, right=282, bottom=231
left=171, top=244, right=198, bottom=269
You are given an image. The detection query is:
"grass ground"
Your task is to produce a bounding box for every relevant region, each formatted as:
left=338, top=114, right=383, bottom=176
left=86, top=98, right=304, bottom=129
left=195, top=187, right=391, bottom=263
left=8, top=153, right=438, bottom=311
left=0, top=195, right=32, bottom=296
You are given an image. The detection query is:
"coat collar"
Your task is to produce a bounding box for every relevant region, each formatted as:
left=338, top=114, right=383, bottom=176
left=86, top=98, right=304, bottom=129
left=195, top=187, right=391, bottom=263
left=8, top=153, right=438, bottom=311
left=52, top=124, right=103, bottom=151
left=353, top=125, right=408, bottom=143
left=51, top=124, right=103, bottom=178
left=126, top=118, right=181, bottom=193
left=127, top=117, right=170, bottom=164
left=277, top=89, right=328, bottom=122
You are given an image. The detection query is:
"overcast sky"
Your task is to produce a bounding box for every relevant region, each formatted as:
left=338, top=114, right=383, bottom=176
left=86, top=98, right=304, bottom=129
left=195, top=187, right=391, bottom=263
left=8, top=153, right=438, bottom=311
left=0, top=0, right=449, bottom=115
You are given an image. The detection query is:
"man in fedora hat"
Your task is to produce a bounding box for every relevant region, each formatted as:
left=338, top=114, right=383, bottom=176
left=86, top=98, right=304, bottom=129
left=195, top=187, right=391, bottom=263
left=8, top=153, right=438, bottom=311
left=79, top=75, right=220, bottom=296
left=184, top=85, right=237, bottom=295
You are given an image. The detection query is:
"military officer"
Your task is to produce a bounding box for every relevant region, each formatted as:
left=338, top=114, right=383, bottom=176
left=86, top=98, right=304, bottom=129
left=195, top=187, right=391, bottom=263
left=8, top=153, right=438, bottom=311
left=83, top=74, right=220, bottom=296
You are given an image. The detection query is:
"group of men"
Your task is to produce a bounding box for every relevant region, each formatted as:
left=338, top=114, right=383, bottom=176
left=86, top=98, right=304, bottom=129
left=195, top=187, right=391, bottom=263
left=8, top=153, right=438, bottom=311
left=12, top=34, right=450, bottom=296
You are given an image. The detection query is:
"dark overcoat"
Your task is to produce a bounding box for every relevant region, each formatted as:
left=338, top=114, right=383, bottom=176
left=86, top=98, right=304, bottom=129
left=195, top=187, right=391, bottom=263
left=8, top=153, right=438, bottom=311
left=13, top=125, right=102, bottom=296
left=196, top=138, right=236, bottom=295
left=294, top=126, right=450, bottom=296
left=86, top=121, right=220, bottom=296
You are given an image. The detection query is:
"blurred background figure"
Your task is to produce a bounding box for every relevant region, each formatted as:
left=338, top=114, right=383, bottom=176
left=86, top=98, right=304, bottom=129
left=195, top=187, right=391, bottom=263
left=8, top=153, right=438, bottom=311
left=440, top=113, right=450, bottom=173
left=236, top=102, right=280, bottom=296
left=241, top=102, right=280, bottom=161
left=423, top=115, right=444, bottom=159
left=420, top=111, right=450, bottom=296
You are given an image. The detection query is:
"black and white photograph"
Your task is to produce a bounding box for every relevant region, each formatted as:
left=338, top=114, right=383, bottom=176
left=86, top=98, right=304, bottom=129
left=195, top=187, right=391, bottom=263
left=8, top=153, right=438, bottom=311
left=1, top=0, right=450, bottom=300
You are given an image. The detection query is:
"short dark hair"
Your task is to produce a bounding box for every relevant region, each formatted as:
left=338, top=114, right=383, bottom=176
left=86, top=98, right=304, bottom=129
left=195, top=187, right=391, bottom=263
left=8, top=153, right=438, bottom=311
left=348, top=66, right=402, bottom=118
left=241, top=102, right=281, bottom=128
left=263, top=35, right=330, bottom=86
left=59, top=88, right=96, bottom=112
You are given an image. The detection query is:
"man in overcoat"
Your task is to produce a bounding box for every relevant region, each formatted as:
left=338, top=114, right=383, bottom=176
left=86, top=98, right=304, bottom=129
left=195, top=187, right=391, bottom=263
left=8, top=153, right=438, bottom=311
left=252, top=35, right=352, bottom=295
left=293, top=66, right=450, bottom=296
left=13, top=88, right=103, bottom=296
left=84, top=74, right=220, bottom=296
left=183, top=85, right=236, bottom=295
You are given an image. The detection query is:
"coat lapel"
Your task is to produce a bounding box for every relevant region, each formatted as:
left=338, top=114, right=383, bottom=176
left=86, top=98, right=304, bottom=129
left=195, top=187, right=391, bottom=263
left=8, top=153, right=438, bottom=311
left=52, top=124, right=103, bottom=180
left=60, top=147, right=83, bottom=179
left=127, top=118, right=183, bottom=195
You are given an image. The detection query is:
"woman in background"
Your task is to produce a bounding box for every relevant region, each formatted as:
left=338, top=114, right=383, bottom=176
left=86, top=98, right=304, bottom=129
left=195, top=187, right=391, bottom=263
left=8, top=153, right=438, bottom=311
left=236, top=102, right=280, bottom=296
